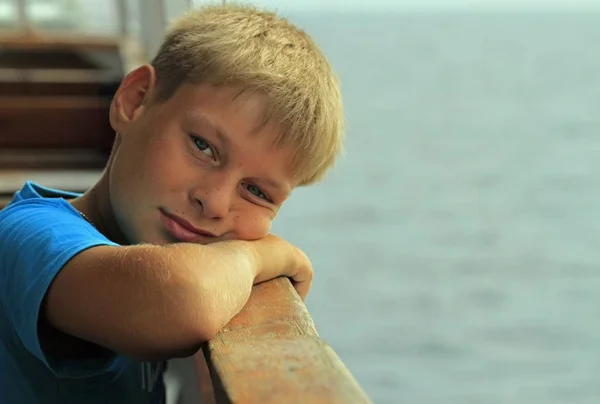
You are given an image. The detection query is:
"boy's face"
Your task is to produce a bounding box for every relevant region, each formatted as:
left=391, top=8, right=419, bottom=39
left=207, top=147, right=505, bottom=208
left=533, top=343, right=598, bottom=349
left=107, top=66, right=296, bottom=245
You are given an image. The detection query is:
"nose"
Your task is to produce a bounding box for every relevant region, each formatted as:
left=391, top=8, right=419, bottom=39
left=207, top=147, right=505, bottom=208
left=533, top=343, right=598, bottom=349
left=191, top=176, right=235, bottom=220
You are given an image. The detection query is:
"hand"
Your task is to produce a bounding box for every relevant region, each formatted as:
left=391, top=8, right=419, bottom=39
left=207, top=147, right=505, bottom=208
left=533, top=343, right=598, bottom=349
left=288, top=246, right=313, bottom=301
left=250, top=234, right=313, bottom=300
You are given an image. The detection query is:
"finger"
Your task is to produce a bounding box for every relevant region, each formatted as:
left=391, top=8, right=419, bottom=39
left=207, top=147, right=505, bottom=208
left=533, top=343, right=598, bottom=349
left=293, top=279, right=311, bottom=301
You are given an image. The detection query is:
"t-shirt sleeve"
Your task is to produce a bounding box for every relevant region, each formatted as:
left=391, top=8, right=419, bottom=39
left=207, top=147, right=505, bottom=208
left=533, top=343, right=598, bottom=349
left=0, top=199, right=122, bottom=378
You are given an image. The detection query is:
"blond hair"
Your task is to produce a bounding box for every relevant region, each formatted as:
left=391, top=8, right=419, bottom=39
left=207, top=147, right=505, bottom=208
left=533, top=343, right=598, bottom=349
left=150, top=3, right=344, bottom=185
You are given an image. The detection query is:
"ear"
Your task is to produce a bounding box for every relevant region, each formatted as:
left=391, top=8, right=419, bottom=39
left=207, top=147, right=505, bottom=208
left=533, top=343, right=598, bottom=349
left=109, top=64, right=157, bottom=133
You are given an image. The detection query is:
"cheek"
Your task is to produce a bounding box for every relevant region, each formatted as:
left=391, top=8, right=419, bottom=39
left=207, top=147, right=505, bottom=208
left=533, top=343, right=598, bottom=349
left=144, top=138, right=187, bottom=184
left=129, top=136, right=193, bottom=196
left=110, top=136, right=192, bottom=236
left=233, top=212, right=273, bottom=240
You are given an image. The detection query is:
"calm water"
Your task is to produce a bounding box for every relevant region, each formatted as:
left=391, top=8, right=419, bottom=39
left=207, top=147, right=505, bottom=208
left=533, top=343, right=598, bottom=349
left=271, top=12, right=600, bottom=404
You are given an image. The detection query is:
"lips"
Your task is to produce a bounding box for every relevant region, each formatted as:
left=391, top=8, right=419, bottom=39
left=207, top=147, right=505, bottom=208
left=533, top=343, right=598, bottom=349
left=160, top=209, right=216, bottom=242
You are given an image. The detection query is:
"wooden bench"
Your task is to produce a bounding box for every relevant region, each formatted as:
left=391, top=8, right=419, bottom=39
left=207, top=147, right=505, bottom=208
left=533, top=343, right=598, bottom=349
left=0, top=34, right=119, bottom=205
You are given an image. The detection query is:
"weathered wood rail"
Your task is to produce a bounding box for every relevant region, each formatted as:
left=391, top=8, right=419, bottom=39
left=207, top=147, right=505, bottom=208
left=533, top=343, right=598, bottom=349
left=194, top=277, right=372, bottom=404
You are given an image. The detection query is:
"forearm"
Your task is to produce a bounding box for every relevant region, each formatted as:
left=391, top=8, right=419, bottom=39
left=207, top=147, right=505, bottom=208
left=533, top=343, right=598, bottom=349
left=45, top=241, right=259, bottom=361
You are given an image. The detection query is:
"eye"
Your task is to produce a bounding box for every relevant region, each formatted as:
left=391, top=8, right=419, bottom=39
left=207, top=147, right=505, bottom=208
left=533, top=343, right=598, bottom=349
left=244, top=182, right=272, bottom=202
left=190, top=135, right=215, bottom=159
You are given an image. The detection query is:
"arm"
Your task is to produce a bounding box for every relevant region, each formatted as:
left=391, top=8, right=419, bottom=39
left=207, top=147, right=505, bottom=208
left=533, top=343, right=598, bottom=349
left=44, top=237, right=311, bottom=362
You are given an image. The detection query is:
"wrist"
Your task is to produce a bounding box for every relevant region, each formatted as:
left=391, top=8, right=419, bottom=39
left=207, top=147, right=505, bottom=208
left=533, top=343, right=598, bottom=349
left=242, top=241, right=262, bottom=281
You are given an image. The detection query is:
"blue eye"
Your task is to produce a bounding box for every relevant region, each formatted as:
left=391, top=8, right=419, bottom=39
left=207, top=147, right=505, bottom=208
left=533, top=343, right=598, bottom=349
left=191, top=135, right=215, bottom=158
left=245, top=183, right=270, bottom=202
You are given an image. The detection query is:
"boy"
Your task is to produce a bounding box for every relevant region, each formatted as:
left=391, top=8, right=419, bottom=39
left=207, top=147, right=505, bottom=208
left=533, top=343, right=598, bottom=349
left=0, top=4, right=343, bottom=404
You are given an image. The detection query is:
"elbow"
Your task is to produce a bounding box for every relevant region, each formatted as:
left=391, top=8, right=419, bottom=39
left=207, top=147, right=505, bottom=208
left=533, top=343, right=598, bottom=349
left=174, top=271, right=228, bottom=344
left=168, top=261, right=238, bottom=346
left=142, top=323, right=219, bottom=361
left=138, top=272, right=223, bottom=360
left=175, top=293, right=226, bottom=349
left=168, top=313, right=222, bottom=358
left=128, top=308, right=220, bottom=362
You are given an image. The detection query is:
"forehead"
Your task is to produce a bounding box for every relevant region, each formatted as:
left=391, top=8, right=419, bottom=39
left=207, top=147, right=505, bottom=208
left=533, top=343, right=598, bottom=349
left=163, top=83, right=266, bottom=125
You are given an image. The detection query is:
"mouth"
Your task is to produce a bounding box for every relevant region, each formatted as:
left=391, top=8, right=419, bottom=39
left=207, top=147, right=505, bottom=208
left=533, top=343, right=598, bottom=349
left=160, top=209, right=217, bottom=243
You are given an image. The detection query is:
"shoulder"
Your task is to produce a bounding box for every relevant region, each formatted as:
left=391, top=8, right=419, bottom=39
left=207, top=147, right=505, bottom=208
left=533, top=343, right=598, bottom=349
left=0, top=194, right=119, bottom=279
left=1, top=196, right=89, bottom=237
left=1, top=180, right=82, bottom=225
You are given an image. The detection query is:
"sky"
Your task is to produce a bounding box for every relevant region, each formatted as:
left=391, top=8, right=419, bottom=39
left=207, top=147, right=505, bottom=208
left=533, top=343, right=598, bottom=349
left=230, top=0, right=600, bottom=12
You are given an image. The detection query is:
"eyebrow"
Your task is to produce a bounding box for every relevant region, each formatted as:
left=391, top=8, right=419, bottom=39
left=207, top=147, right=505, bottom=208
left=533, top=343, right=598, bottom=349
left=184, top=111, right=231, bottom=149
left=183, top=111, right=291, bottom=194
left=262, top=178, right=291, bottom=195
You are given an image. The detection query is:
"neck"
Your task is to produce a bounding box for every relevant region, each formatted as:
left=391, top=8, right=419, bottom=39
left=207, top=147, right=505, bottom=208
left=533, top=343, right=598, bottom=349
left=70, top=168, right=129, bottom=246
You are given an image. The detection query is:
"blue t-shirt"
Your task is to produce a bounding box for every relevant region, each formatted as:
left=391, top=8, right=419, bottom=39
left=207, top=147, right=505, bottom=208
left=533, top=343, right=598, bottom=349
left=0, top=182, right=165, bottom=404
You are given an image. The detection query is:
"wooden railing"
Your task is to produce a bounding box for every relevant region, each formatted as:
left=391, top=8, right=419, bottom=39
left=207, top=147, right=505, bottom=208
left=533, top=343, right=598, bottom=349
left=193, top=277, right=372, bottom=404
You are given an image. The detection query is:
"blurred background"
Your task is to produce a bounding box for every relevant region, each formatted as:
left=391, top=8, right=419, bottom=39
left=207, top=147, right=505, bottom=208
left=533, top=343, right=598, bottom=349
left=270, top=2, right=600, bottom=403
left=2, top=0, right=600, bottom=403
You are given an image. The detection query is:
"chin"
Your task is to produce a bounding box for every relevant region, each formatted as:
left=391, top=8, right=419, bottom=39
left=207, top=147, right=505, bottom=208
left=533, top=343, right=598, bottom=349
left=235, top=233, right=267, bottom=242
left=134, top=233, right=171, bottom=246
left=196, top=238, right=221, bottom=245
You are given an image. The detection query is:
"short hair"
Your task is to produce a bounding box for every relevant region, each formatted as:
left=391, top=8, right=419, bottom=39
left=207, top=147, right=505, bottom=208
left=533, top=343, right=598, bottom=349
left=150, top=3, right=344, bottom=185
